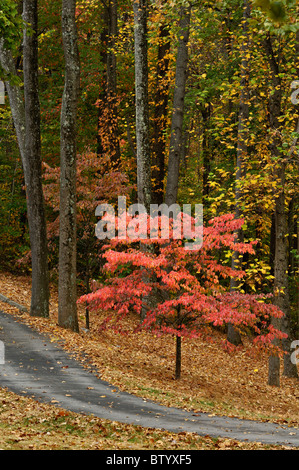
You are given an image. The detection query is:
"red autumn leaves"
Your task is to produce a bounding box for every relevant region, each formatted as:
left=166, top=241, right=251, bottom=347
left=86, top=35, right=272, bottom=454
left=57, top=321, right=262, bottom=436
left=78, top=212, right=286, bottom=356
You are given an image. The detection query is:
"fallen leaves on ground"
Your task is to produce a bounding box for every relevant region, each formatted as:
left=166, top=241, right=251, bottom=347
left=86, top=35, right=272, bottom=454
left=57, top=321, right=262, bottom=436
left=0, top=271, right=298, bottom=450
left=0, top=388, right=294, bottom=450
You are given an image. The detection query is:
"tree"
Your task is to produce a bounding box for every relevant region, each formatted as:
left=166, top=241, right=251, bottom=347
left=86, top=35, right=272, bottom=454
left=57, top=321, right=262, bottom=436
left=263, top=31, right=298, bottom=385
left=0, top=1, right=25, bottom=160
left=0, top=0, right=49, bottom=317
left=133, top=0, right=152, bottom=212
left=79, top=212, right=287, bottom=380
left=23, top=0, right=50, bottom=317
left=165, top=3, right=191, bottom=206
left=58, top=0, right=80, bottom=332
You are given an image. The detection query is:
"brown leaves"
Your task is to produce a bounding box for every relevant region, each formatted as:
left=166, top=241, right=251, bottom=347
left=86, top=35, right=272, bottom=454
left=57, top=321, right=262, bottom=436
left=0, top=271, right=298, bottom=450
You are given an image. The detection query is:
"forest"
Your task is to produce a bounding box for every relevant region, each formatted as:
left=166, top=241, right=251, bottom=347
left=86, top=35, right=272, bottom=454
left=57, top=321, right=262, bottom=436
left=0, top=0, right=298, bottom=424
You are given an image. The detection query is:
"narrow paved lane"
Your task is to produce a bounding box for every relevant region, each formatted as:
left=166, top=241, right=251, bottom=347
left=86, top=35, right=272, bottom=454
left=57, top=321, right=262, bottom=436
left=0, top=310, right=298, bottom=447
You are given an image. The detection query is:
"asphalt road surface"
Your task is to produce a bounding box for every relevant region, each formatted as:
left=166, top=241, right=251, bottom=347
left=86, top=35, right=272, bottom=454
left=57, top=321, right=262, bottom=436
left=0, top=310, right=298, bottom=448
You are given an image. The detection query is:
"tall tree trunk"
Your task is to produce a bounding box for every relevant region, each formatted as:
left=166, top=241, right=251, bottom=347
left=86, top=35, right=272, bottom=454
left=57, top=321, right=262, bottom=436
left=152, top=19, right=171, bottom=205
left=0, top=4, right=50, bottom=318
left=264, top=33, right=298, bottom=385
left=227, top=0, right=250, bottom=345
left=133, top=0, right=151, bottom=212
left=292, top=30, right=299, bottom=352
left=97, top=0, right=120, bottom=166
left=58, top=0, right=80, bottom=332
left=286, top=117, right=299, bottom=366
left=23, top=0, right=49, bottom=317
left=165, top=4, right=191, bottom=206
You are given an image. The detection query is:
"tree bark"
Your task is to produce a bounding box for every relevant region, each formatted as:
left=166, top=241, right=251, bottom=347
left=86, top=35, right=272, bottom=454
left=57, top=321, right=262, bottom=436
left=0, top=2, right=50, bottom=318
left=0, top=40, right=25, bottom=168
left=175, top=305, right=183, bottom=379
left=132, top=0, right=153, bottom=322
left=264, top=33, right=298, bottom=384
left=265, top=33, right=283, bottom=387
left=175, top=334, right=182, bottom=380
left=23, top=0, right=49, bottom=317
left=133, top=0, right=151, bottom=212
left=165, top=4, right=191, bottom=206
left=58, top=0, right=80, bottom=332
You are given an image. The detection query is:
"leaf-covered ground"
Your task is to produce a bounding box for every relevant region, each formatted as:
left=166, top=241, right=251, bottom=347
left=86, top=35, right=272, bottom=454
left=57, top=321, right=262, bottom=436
left=0, top=271, right=298, bottom=450
left=1, top=387, right=292, bottom=451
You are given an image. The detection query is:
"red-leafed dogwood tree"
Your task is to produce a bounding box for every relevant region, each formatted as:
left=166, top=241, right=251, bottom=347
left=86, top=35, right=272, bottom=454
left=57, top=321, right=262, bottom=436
left=78, top=212, right=286, bottom=379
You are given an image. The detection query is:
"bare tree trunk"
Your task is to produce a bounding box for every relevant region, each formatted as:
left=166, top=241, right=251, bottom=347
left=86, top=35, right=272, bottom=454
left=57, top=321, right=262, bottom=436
left=0, top=40, right=25, bottom=161
left=58, top=0, right=80, bottom=332
left=274, top=158, right=298, bottom=379
left=0, top=2, right=50, bottom=318
left=165, top=4, right=191, bottom=206
left=227, top=0, right=250, bottom=346
left=23, top=0, right=49, bottom=317
left=264, top=33, right=298, bottom=385
left=284, top=117, right=299, bottom=374
left=266, top=33, right=283, bottom=387
left=133, top=0, right=151, bottom=212
left=175, top=334, right=182, bottom=380
left=133, top=0, right=154, bottom=322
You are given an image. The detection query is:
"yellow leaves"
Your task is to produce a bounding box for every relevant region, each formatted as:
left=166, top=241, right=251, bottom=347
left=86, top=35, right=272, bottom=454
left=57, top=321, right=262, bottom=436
left=242, top=260, right=274, bottom=293
left=208, top=181, right=220, bottom=189
left=274, top=286, right=286, bottom=296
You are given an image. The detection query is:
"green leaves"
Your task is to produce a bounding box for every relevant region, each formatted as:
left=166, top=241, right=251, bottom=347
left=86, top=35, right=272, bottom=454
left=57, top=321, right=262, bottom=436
left=0, top=0, right=23, bottom=51
left=269, top=1, right=287, bottom=21
left=254, top=0, right=286, bottom=21
left=253, top=0, right=298, bottom=33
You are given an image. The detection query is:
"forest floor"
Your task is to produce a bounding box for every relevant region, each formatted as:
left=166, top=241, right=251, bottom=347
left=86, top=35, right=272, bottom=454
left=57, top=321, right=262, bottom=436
left=0, top=271, right=298, bottom=451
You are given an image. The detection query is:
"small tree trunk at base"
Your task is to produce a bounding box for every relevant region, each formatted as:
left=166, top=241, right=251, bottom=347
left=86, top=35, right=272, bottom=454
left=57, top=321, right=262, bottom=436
left=268, top=354, right=280, bottom=387
left=175, top=334, right=181, bottom=380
